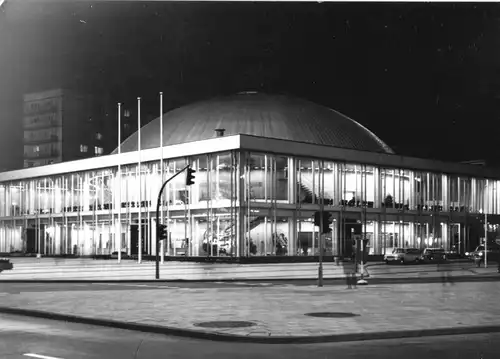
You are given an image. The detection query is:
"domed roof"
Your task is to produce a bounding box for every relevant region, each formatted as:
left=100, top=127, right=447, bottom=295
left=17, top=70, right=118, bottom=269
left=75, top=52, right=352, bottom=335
left=115, top=92, right=394, bottom=154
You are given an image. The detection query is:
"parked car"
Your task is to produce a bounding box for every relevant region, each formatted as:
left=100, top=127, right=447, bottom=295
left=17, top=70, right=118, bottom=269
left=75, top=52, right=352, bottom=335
left=384, top=248, right=422, bottom=264
left=468, top=245, right=500, bottom=266
left=420, top=248, right=446, bottom=262
left=110, top=251, right=129, bottom=259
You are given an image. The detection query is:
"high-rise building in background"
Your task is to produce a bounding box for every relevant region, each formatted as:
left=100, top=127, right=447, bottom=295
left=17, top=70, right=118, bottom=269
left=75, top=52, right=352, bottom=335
left=22, top=89, right=121, bottom=168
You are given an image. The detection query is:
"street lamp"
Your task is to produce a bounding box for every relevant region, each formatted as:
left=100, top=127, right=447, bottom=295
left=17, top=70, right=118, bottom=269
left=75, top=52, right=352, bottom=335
left=484, top=181, right=488, bottom=268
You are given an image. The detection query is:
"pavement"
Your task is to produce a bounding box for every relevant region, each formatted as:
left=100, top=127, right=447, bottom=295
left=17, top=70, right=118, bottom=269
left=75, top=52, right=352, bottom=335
left=3, top=313, right=500, bottom=358
left=1, top=273, right=500, bottom=344
left=0, top=257, right=362, bottom=281
left=1, top=258, right=500, bottom=344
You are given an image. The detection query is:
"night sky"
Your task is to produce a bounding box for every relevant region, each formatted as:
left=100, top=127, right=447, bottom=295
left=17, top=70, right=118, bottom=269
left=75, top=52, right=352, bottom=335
left=1, top=1, right=500, bottom=170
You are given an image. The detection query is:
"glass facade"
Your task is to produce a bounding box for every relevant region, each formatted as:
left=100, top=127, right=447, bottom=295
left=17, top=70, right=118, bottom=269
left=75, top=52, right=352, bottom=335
left=1, top=149, right=500, bottom=257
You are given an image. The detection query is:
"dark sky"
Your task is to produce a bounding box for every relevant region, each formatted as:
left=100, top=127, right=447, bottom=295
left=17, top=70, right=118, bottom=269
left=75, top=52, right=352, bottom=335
left=1, top=1, right=500, bottom=170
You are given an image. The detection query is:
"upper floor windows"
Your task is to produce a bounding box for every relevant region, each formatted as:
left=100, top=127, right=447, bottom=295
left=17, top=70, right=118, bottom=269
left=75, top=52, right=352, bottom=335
left=94, top=146, right=103, bottom=156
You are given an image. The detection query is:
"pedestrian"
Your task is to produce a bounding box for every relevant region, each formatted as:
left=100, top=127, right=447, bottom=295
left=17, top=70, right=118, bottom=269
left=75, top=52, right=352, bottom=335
left=346, top=271, right=352, bottom=289
left=351, top=272, right=357, bottom=289
left=441, top=270, right=454, bottom=286
left=447, top=271, right=455, bottom=285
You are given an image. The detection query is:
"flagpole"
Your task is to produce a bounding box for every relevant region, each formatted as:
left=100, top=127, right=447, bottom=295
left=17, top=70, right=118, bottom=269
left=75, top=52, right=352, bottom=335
left=117, top=103, right=122, bottom=263
left=160, top=92, right=165, bottom=265
left=138, top=97, right=142, bottom=264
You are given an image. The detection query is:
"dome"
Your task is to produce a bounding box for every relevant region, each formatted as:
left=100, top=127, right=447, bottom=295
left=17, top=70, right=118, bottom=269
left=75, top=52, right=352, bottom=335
left=115, top=92, right=394, bottom=154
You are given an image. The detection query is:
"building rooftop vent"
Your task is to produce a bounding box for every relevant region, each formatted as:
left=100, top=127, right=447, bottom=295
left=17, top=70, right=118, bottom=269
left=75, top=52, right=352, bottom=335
left=215, top=128, right=225, bottom=137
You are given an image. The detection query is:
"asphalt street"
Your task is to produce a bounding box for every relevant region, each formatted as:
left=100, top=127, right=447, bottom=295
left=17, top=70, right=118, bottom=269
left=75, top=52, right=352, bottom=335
left=1, top=313, right=499, bottom=359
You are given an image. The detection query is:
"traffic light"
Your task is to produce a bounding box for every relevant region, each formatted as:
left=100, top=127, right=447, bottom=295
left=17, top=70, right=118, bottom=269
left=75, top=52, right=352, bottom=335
left=157, top=223, right=168, bottom=242
left=313, top=211, right=321, bottom=226
left=313, top=211, right=333, bottom=234
left=186, top=167, right=196, bottom=186
left=322, top=212, right=332, bottom=234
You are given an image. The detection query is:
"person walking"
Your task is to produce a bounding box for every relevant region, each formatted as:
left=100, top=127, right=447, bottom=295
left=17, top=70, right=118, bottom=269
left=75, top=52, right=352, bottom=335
left=345, top=271, right=352, bottom=289
left=351, top=272, right=357, bottom=289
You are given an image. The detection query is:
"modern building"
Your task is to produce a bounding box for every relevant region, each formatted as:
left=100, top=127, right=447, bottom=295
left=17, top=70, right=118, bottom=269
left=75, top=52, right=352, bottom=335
left=2, top=92, right=500, bottom=258
left=23, top=89, right=118, bottom=168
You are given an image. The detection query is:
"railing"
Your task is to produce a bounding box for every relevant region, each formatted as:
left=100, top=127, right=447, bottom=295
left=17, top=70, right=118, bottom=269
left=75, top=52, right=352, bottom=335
left=23, top=134, right=59, bottom=144
left=24, top=150, right=60, bottom=159
left=23, top=104, right=58, bottom=116
left=23, top=118, right=60, bottom=130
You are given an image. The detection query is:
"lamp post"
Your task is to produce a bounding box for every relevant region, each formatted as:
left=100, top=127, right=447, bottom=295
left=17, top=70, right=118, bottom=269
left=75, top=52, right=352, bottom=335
left=484, top=181, right=488, bottom=268
left=117, top=102, right=122, bottom=264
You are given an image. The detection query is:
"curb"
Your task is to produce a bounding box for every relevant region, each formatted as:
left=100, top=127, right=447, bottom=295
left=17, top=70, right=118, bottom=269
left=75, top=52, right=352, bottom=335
left=2, top=306, right=500, bottom=344
left=2, top=275, right=500, bottom=285
left=0, top=276, right=358, bottom=284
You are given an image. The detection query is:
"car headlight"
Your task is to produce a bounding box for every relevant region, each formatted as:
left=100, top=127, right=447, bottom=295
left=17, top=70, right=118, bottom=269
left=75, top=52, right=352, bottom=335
left=465, top=252, right=470, bottom=256
left=479, top=252, right=483, bottom=257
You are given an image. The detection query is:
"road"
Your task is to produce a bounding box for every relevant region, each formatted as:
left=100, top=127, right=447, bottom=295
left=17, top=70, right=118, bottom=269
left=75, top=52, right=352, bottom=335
left=1, top=313, right=498, bottom=359
left=1, top=272, right=499, bottom=295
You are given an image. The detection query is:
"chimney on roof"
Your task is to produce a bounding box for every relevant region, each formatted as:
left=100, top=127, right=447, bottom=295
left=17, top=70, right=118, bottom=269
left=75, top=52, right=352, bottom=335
left=215, top=128, right=225, bottom=137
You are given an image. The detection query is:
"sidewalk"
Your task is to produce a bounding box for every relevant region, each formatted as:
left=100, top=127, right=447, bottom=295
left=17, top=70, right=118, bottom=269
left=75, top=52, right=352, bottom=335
left=1, top=280, right=500, bottom=343
left=0, top=259, right=360, bottom=281
left=366, top=261, right=500, bottom=279
left=1, top=257, right=498, bottom=282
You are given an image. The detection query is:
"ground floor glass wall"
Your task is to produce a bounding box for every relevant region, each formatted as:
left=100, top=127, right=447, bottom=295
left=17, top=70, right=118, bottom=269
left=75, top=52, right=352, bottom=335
left=1, top=209, right=494, bottom=257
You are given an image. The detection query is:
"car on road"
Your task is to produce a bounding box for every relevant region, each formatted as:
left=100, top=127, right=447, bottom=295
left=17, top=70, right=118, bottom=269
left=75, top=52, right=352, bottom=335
left=419, top=248, right=446, bottom=262
left=384, top=248, right=422, bottom=264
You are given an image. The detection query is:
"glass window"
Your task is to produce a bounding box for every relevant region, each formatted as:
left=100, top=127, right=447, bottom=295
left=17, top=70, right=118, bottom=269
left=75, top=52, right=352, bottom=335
left=246, top=153, right=288, bottom=203
left=213, top=153, right=233, bottom=203
left=248, top=153, right=267, bottom=201
left=494, top=181, right=500, bottom=215
left=344, top=164, right=362, bottom=207
left=199, top=208, right=236, bottom=257
left=245, top=212, right=290, bottom=257
left=381, top=168, right=394, bottom=208
left=273, top=156, right=288, bottom=202
left=429, top=173, right=442, bottom=210
left=297, top=159, right=318, bottom=204
left=475, top=179, right=486, bottom=213
left=80, top=144, right=88, bottom=153
left=194, top=155, right=209, bottom=202
left=364, top=166, right=375, bottom=208
left=165, top=158, right=187, bottom=206
left=414, top=171, right=428, bottom=210
left=449, top=175, right=459, bottom=211
left=9, top=182, right=22, bottom=217
left=322, top=161, right=336, bottom=206
left=459, top=177, right=471, bottom=212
